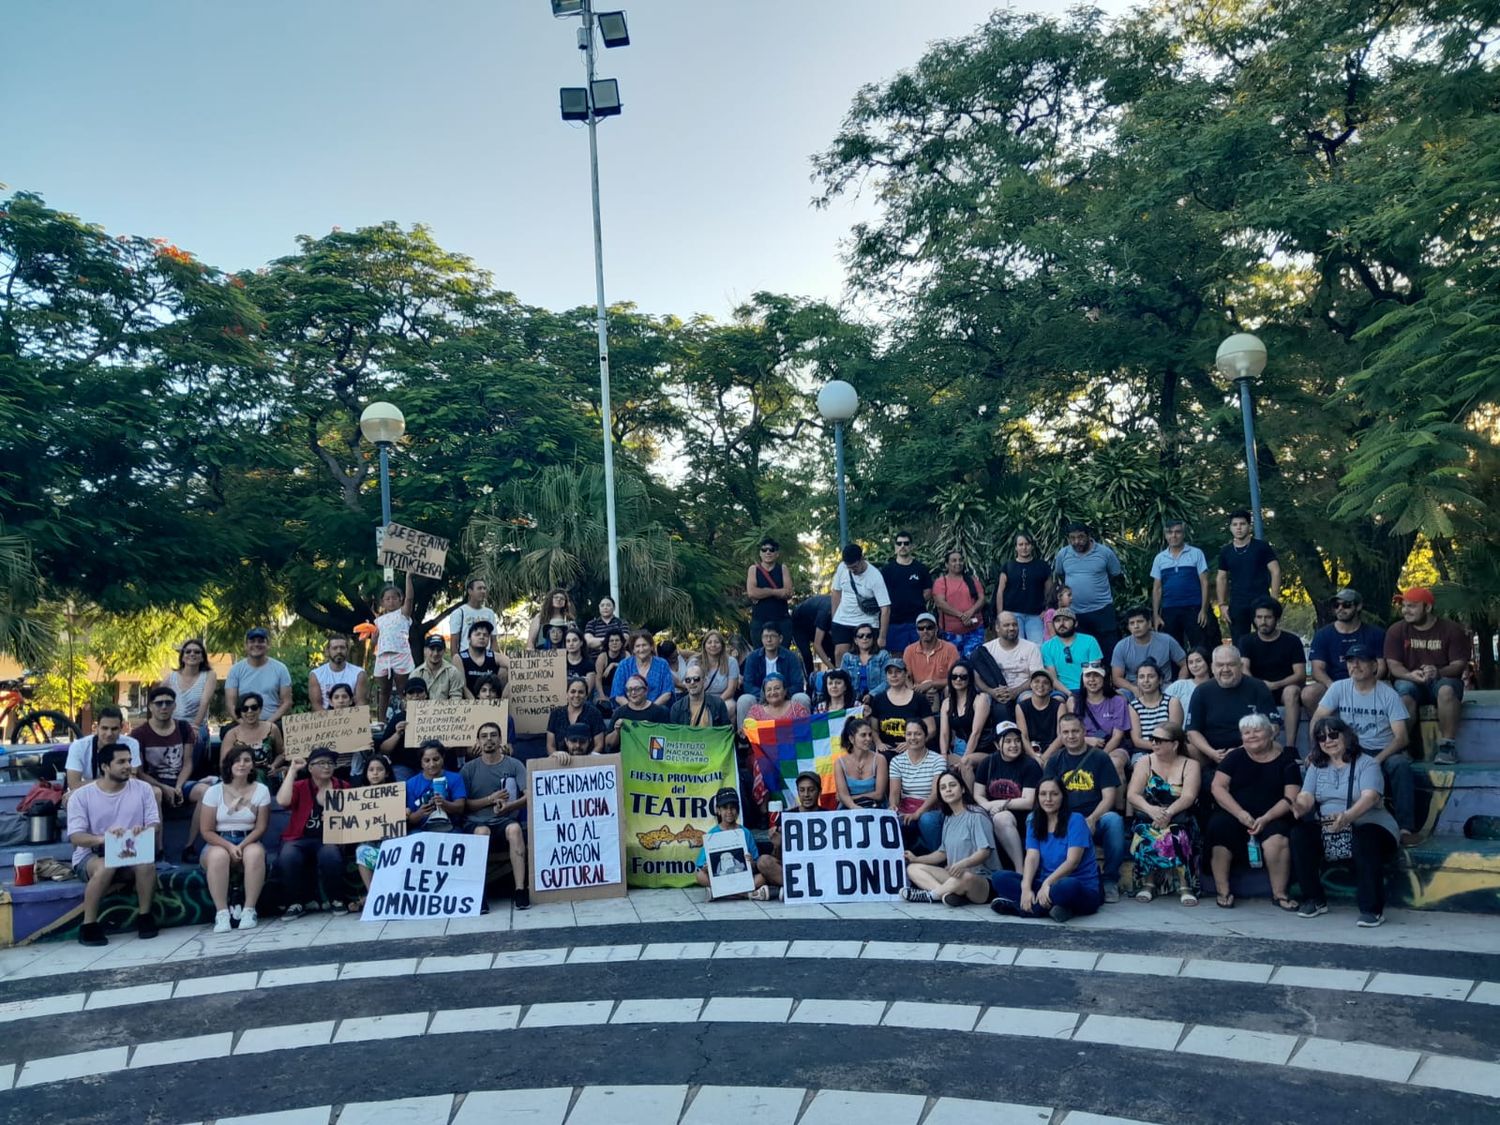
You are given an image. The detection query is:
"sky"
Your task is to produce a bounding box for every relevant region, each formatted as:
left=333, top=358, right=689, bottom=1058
left=5, top=1, right=1121, bottom=321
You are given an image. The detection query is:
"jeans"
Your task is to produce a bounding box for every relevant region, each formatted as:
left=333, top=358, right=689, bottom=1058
left=277, top=837, right=347, bottom=905
left=916, top=809, right=943, bottom=854
left=942, top=629, right=985, bottom=660
left=1012, top=613, right=1045, bottom=645
left=1381, top=753, right=1415, bottom=832
left=1392, top=677, right=1466, bottom=708
left=988, top=870, right=1103, bottom=917
left=1290, top=818, right=1396, bottom=915
left=1092, top=811, right=1126, bottom=884
left=887, top=622, right=919, bottom=655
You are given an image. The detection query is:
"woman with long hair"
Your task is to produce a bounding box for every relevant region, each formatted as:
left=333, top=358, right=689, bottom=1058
left=838, top=625, right=891, bottom=702
left=561, top=626, right=596, bottom=695
left=1126, top=660, right=1182, bottom=757
left=1073, top=662, right=1131, bottom=802
left=901, top=769, right=999, bottom=906
left=889, top=718, right=947, bottom=854
left=996, top=532, right=1052, bottom=645
left=165, top=639, right=216, bottom=757
left=989, top=777, right=1104, bottom=921
left=527, top=587, right=577, bottom=649
left=594, top=629, right=628, bottom=714
left=815, top=668, right=855, bottom=714
left=219, top=693, right=284, bottom=781
left=939, top=660, right=992, bottom=770
left=971, top=721, right=1041, bottom=870
left=1126, top=722, right=1201, bottom=906
left=833, top=717, right=888, bottom=810
left=931, top=548, right=986, bottom=659
left=199, top=746, right=270, bottom=933
left=1165, top=646, right=1212, bottom=713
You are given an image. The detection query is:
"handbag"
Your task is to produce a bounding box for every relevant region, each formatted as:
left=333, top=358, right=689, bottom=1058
left=850, top=573, right=881, bottom=617
left=1320, top=765, right=1358, bottom=861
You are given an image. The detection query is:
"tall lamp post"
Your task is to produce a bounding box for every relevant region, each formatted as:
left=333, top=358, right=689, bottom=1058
left=360, top=401, right=406, bottom=580
left=553, top=0, right=629, bottom=607
left=1215, top=333, right=1268, bottom=540
left=817, top=380, right=860, bottom=546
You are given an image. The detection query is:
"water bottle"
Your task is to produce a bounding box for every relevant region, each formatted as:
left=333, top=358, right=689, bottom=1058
left=1247, top=835, right=1263, bottom=869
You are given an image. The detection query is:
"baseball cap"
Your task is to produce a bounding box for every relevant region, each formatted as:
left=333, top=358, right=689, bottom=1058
left=246, top=627, right=270, bottom=640
left=915, top=612, right=937, bottom=626
left=1400, top=587, right=1435, bottom=606
left=712, top=786, right=740, bottom=809
left=1053, top=607, right=1077, bottom=620
left=994, top=720, right=1021, bottom=738
left=885, top=657, right=907, bottom=672
left=1332, top=588, right=1362, bottom=605
left=307, top=747, right=338, bottom=765
left=1345, top=644, right=1378, bottom=661
left=563, top=723, right=591, bottom=741
left=424, top=635, right=446, bottom=649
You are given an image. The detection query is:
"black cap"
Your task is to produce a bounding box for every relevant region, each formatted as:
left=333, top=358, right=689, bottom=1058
left=1345, top=644, right=1378, bottom=661
left=424, top=635, right=445, bottom=649
left=246, top=627, right=270, bottom=640
left=563, top=723, right=591, bottom=741
left=712, top=786, right=740, bottom=809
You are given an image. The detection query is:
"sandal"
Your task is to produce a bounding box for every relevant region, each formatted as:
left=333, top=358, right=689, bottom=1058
left=749, top=885, right=777, bottom=902
left=1180, top=892, right=1198, bottom=907
left=1215, top=893, right=1235, bottom=909
left=347, top=898, right=365, bottom=914
left=1134, top=887, right=1154, bottom=903
left=1273, top=896, right=1300, bottom=913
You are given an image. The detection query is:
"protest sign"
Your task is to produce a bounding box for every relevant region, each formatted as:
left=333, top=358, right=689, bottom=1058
left=104, top=825, right=156, bottom=868
left=527, top=755, right=626, bottom=904
left=378, top=523, right=449, bottom=580
left=360, top=831, right=490, bottom=921
left=705, top=829, right=755, bottom=899
left=780, top=809, right=905, bottom=905
left=508, top=652, right=566, bottom=735
left=282, top=707, right=372, bottom=760
left=619, top=722, right=737, bottom=888
left=323, top=783, right=407, bottom=845
left=405, top=699, right=508, bottom=747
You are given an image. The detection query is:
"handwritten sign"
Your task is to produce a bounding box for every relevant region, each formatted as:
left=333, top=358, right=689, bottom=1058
left=781, top=809, right=905, bottom=904
left=323, top=782, right=407, bottom=845
left=282, top=707, right=372, bottom=760
left=105, top=825, right=156, bottom=868
left=360, top=832, right=490, bottom=921
left=706, top=829, right=755, bottom=899
left=405, top=699, right=508, bottom=747
left=528, top=756, right=626, bottom=904
left=378, top=523, right=449, bottom=580
left=508, top=652, right=566, bottom=734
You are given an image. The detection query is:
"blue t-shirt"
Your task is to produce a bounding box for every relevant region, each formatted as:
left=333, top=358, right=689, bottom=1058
left=1149, top=546, right=1209, bottom=609
left=1040, top=634, right=1103, bottom=691
left=1027, top=811, right=1101, bottom=885
left=695, top=823, right=759, bottom=870
left=405, top=770, right=468, bottom=823
left=1110, top=633, right=1186, bottom=683
left=1053, top=542, right=1123, bottom=614
left=1308, top=623, right=1386, bottom=682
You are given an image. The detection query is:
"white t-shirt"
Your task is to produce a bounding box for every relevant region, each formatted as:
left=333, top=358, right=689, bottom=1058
left=831, top=563, right=892, bottom=627
left=65, top=734, right=142, bottom=780
left=202, top=781, right=272, bottom=833
left=310, top=662, right=363, bottom=708
left=448, top=605, right=498, bottom=646
left=982, top=637, right=1043, bottom=686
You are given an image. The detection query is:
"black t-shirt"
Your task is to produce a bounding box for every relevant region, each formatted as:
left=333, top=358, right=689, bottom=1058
left=384, top=710, right=421, bottom=773
left=792, top=595, right=832, bottom=637
left=881, top=559, right=934, bottom=625
left=1001, top=558, right=1052, bottom=616
left=1017, top=694, right=1063, bottom=751
left=565, top=655, right=592, bottom=683
left=1187, top=677, right=1276, bottom=751
left=1043, top=748, right=1121, bottom=818
left=612, top=703, right=668, bottom=728
left=1237, top=631, right=1305, bottom=684
left=1218, top=746, right=1300, bottom=818
left=868, top=690, right=933, bottom=751
left=459, top=649, right=501, bottom=694
left=974, top=752, right=1043, bottom=802
left=547, top=703, right=606, bottom=745
left=1216, top=540, right=1278, bottom=609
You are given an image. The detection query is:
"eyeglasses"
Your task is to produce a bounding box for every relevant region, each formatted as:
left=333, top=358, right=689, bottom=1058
left=627, top=684, right=646, bottom=692
left=1317, top=729, right=1344, bottom=742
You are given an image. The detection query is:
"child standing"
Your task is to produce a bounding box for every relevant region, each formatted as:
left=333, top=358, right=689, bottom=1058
left=1042, top=585, right=1073, bottom=642
left=373, top=571, right=415, bottom=720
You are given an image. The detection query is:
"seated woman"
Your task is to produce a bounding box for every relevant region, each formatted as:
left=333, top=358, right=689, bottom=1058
left=902, top=769, right=1000, bottom=906
left=1291, top=717, right=1400, bottom=927
left=1014, top=669, right=1065, bottom=761
left=561, top=626, right=596, bottom=695
left=839, top=626, right=891, bottom=703
left=199, top=746, right=270, bottom=933
left=527, top=586, right=577, bottom=649
left=697, top=629, right=741, bottom=705
left=1126, top=660, right=1181, bottom=760
left=989, top=777, right=1104, bottom=921
left=753, top=771, right=823, bottom=899
left=814, top=668, right=855, bottom=715
left=833, top=717, right=888, bottom=810
left=351, top=754, right=397, bottom=913
left=547, top=678, right=606, bottom=755
left=1126, top=722, right=1202, bottom=906
left=220, top=692, right=285, bottom=783
left=939, top=661, right=991, bottom=777
left=1207, top=713, right=1301, bottom=910
left=1073, top=662, right=1130, bottom=804
left=275, top=746, right=350, bottom=916
left=593, top=629, right=629, bottom=716
left=693, top=786, right=764, bottom=900
left=889, top=718, right=947, bottom=854
left=604, top=675, right=670, bottom=750
left=970, top=721, right=1041, bottom=870
left=744, top=673, right=811, bottom=728
left=405, top=740, right=468, bottom=831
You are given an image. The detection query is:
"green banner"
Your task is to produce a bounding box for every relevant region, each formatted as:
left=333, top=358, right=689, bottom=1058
left=620, top=721, right=738, bottom=888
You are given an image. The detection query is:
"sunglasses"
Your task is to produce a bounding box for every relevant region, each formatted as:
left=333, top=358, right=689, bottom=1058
left=917, top=624, right=935, bottom=631
left=895, top=540, right=911, bottom=546
left=1064, top=650, right=1074, bottom=663
left=1317, top=729, right=1345, bottom=742
left=950, top=673, right=969, bottom=682
left=684, top=676, right=702, bottom=684
left=856, top=633, right=875, bottom=640
left=241, top=704, right=261, bottom=712
left=1147, top=734, right=1174, bottom=744
left=760, top=546, right=778, bottom=553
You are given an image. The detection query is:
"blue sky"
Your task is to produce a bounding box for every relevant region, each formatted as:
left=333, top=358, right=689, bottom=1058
left=5, top=1, right=1113, bottom=320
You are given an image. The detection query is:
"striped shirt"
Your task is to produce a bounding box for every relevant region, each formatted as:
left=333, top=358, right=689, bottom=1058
left=891, top=750, right=947, bottom=805
left=1129, top=695, right=1173, bottom=738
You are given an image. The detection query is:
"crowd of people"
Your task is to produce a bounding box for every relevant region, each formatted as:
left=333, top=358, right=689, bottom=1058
left=61, top=517, right=1475, bottom=944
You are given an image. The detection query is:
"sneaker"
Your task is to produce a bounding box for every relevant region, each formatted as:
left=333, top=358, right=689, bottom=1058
left=480, top=899, right=491, bottom=915
left=1102, top=883, right=1120, bottom=904
left=1048, top=904, right=1074, bottom=923
left=1297, top=900, right=1329, bottom=919
left=137, top=913, right=159, bottom=940
left=213, top=909, right=232, bottom=934
left=990, top=898, right=1019, bottom=916
left=230, top=904, right=243, bottom=922
left=283, top=903, right=305, bottom=921
left=78, top=921, right=108, bottom=947
left=514, top=887, right=531, bottom=911
left=900, top=887, right=934, bottom=904
left=1356, top=912, right=1385, bottom=928
left=1432, top=740, right=1458, bottom=765
left=941, top=892, right=968, bottom=907
left=239, top=908, right=258, bottom=931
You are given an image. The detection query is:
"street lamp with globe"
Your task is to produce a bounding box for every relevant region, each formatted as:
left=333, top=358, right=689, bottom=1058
left=360, top=401, right=406, bottom=579
left=1215, top=333, right=1268, bottom=540
left=817, top=381, right=860, bottom=546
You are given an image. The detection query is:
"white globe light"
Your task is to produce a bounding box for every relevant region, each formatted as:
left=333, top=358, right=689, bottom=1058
left=817, top=380, right=860, bottom=422
left=359, top=401, right=406, bottom=445
left=1215, top=333, right=1267, bottom=381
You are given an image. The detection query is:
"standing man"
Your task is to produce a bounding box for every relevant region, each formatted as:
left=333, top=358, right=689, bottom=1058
left=1186, top=645, right=1275, bottom=768
left=1215, top=510, right=1281, bottom=645
left=1384, top=587, right=1471, bottom=764
left=1311, top=645, right=1418, bottom=842
left=1237, top=598, right=1307, bottom=746
left=1040, top=608, right=1101, bottom=701
left=1302, top=588, right=1387, bottom=716
left=1053, top=523, right=1124, bottom=657
left=447, top=578, right=498, bottom=653
left=224, top=628, right=293, bottom=725
left=64, top=708, right=142, bottom=792
left=881, top=531, right=933, bottom=655
left=308, top=634, right=367, bottom=711
left=1150, top=519, right=1210, bottom=648
left=68, top=742, right=160, bottom=946
left=791, top=593, right=834, bottom=675
left=975, top=612, right=1043, bottom=718
left=903, top=612, right=959, bottom=695
left=1110, top=606, right=1186, bottom=691
left=417, top=635, right=466, bottom=701
left=829, top=543, right=891, bottom=663
left=461, top=721, right=531, bottom=912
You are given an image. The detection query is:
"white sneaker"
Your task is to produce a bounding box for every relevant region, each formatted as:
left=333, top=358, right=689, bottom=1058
left=230, top=904, right=243, bottom=921
left=213, top=909, right=232, bottom=934
left=239, top=908, right=258, bottom=931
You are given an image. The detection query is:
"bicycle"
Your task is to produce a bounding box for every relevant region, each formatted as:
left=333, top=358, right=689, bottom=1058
left=0, top=672, right=82, bottom=744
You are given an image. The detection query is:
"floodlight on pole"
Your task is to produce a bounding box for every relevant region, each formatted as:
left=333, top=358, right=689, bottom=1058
left=1215, top=332, right=1268, bottom=540
left=817, top=381, right=860, bottom=546
left=596, top=10, right=629, bottom=46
